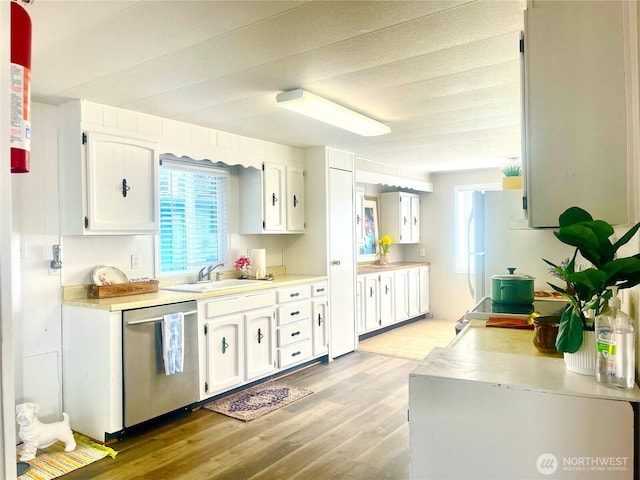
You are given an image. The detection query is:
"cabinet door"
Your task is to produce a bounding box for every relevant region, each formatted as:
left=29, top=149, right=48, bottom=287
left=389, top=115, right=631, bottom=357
left=245, top=308, right=276, bottom=381
left=408, top=268, right=421, bottom=318
left=410, top=195, right=420, bottom=243
left=524, top=2, right=628, bottom=227
left=364, top=275, right=380, bottom=332
left=286, top=165, right=305, bottom=232
left=379, top=273, right=394, bottom=326
left=394, top=270, right=409, bottom=322
left=262, top=162, right=286, bottom=232
left=85, top=132, right=158, bottom=233
left=355, top=185, right=365, bottom=245
left=311, top=298, right=329, bottom=356
left=399, top=193, right=412, bottom=243
left=203, top=315, right=244, bottom=396
left=419, top=267, right=430, bottom=314
left=356, top=276, right=366, bottom=334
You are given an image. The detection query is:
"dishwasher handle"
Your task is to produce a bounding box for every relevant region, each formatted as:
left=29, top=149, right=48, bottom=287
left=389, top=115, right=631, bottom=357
left=126, top=309, right=197, bottom=326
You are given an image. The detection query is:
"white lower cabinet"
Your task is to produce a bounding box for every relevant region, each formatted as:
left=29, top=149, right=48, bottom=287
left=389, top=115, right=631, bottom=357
left=357, top=265, right=430, bottom=336
left=311, top=282, right=329, bottom=356
left=202, top=314, right=244, bottom=396
left=199, top=281, right=326, bottom=400
left=379, top=272, right=395, bottom=327
left=199, top=290, right=275, bottom=399
left=394, top=270, right=409, bottom=322
left=245, top=306, right=277, bottom=381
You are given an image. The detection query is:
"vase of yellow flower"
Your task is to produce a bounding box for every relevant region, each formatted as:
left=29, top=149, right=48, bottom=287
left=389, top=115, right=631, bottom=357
left=378, top=235, right=392, bottom=265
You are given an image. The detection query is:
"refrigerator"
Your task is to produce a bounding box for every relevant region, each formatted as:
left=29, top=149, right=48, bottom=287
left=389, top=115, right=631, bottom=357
left=467, top=189, right=571, bottom=304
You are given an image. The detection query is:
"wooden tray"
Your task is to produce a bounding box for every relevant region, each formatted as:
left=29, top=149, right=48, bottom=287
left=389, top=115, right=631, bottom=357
left=87, top=280, right=159, bottom=299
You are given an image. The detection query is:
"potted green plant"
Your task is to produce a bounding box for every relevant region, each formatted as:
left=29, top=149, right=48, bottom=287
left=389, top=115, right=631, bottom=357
left=500, top=158, right=522, bottom=190
left=543, top=207, right=640, bottom=359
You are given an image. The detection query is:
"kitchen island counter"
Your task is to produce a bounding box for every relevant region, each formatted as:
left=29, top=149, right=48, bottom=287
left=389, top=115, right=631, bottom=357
left=409, top=320, right=640, bottom=479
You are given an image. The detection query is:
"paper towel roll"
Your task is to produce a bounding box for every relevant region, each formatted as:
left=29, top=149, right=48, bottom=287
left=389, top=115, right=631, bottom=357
left=250, top=249, right=266, bottom=279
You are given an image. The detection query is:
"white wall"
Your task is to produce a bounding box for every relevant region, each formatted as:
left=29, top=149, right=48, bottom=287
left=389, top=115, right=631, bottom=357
left=12, top=103, right=63, bottom=422
left=422, top=168, right=502, bottom=321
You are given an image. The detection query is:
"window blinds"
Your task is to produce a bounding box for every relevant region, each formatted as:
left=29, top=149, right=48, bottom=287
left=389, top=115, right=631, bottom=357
left=159, top=157, right=228, bottom=275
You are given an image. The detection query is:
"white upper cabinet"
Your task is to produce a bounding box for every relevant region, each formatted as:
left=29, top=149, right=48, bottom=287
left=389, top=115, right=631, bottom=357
left=523, top=1, right=631, bottom=227
left=379, top=191, right=420, bottom=244
left=240, top=162, right=305, bottom=234
left=59, top=127, right=159, bottom=235
left=285, top=165, right=305, bottom=232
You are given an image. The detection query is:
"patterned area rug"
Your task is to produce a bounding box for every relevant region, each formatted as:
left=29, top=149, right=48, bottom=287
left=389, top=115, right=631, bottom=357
left=358, top=318, right=457, bottom=361
left=17, top=433, right=117, bottom=480
left=204, top=382, right=313, bottom=421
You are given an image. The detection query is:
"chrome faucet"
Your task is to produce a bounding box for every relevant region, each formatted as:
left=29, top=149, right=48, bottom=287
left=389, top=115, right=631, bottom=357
left=198, top=263, right=224, bottom=282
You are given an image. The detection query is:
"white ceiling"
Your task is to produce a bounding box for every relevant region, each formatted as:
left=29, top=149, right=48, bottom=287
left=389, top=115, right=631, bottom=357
left=27, top=0, right=526, bottom=173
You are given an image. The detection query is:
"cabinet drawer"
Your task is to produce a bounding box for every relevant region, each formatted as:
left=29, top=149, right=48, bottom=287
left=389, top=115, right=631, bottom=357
left=311, top=282, right=328, bottom=297
left=278, top=340, right=312, bottom=368
left=277, top=320, right=311, bottom=348
left=204, top=290, right=275, bottom=318
left=277, top=302, right=311, bottom=327
left=277, top=285, right=310, bottom=303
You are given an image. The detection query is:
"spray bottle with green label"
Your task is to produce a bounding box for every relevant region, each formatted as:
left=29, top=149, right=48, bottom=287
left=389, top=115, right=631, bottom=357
left=594, top=286, right=635, bottom=389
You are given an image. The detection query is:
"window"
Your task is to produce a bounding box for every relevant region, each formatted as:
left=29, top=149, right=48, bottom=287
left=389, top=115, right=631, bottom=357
left=158, top=156, right=228, bottom=276
left=454, top=183, right=499, bottom=274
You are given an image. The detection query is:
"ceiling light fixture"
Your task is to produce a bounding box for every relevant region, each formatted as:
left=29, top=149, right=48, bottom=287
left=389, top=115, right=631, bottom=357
left=275, top=89, right=391, bottom=136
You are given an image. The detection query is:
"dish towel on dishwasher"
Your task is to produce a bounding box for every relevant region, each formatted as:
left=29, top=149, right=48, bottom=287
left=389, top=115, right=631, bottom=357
left=162, top=312, right=184, bottom=375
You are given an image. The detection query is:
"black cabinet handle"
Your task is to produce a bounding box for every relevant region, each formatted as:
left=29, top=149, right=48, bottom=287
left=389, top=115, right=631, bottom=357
left=414, top=216, right=418, bottom=225
left=272, top=193, right=278, bottom=206
left=257, top=328, right=264, bottom=344
left=222, top=336, right=229, bottom=354
left=356, top=214, right=361, bottom=224
left=293, top=195, right=299, bottom=207
left=291, top=331, right=301, bottom=337
left=316, top=287, right=325, bottom=293
left=403, top=216, right=407, bottom=225
left=290, top=292, right=300, bottom=298
left=292, top=351, right=301, bottom=357
left=290, top=311, right=300, bottom=317
left=385, top=285, right=390, bottom=294
left=122, top=178, right=131, bottom=198
left=369, top=287, right=374, bottom=298
left=317, top=313, right=323, bottom=326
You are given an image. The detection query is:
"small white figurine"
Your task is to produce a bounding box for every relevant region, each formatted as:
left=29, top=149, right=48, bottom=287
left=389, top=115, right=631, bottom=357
left=16, top=402, right=76, bottom=461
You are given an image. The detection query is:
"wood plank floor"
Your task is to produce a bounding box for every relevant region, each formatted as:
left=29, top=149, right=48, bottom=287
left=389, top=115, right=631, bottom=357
left=62, top=351, right=418, bottom=480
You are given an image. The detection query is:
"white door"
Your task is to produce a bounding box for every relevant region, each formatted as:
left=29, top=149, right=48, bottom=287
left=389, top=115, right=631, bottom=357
left=328, top=167, right=356, bottom=358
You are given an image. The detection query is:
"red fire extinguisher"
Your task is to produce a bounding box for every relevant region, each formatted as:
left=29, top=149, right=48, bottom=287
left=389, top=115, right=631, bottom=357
left=10, top=1, right=32, bottom=174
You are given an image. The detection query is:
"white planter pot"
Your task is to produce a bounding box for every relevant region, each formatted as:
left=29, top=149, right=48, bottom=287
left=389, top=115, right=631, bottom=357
left=564, top=330, right=596, bottom=375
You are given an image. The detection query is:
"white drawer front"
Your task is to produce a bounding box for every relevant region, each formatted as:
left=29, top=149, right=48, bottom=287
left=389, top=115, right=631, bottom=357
left=278, top=340, right=312, bottom=368
left=277, top=320, right=311, bottom=348
left=277, top=302, right=311, bottom=327
left=311, top=282, right=328, bottom=297
left=277, top=285, right=311, bottom=303
left=203, top=290, right=275, bottom=318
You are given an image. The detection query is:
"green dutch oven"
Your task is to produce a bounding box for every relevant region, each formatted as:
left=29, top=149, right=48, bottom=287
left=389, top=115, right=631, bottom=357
left=491, top=267, right=535, bottom=305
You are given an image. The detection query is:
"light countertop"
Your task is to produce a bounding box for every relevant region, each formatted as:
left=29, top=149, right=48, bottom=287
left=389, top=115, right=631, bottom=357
left=357, top=261, right=430, bottom=275
left=62, top=274, right=327, bottom=311
left=411, top=319, right=640, bottom=403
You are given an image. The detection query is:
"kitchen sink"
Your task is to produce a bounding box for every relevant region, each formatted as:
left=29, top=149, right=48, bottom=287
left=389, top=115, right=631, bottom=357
left=161, top=279, right=265, bottom=293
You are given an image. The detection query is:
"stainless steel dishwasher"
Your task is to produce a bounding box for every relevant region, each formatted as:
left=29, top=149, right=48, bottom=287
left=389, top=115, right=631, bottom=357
left=122, top=301, right=199, bottom=427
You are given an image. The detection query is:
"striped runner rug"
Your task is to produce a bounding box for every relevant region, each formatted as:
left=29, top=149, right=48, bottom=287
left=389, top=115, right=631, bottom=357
left=18, top=433, right=117, bottom=480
